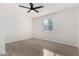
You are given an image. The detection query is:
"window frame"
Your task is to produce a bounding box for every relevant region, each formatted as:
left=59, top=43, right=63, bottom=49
left=42, top=17, right=54, bottom=32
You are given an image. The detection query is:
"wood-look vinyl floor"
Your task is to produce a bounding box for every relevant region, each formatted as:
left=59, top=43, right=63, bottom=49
left=5, top=38, right=78, bottom=56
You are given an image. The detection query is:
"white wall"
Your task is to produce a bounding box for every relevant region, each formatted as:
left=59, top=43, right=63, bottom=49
left=0, top=4, right=6, bottom=55
left=4, top=4, right=33, bottom=43
left=78, top=5, right=79, bottom=49
left=6, top=17, right=33, bottom=43
left=33, top=7, right=78, bottom=47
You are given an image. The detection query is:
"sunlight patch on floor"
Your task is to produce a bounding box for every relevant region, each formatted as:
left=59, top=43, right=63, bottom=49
left=43, top=49, right=60, bottom=56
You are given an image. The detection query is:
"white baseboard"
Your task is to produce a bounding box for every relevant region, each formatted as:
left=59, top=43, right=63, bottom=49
left=34, top=36, right=78, bottom=48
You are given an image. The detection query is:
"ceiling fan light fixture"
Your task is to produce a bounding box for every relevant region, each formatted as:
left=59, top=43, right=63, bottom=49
left=30, top=10, right=35, bottom=12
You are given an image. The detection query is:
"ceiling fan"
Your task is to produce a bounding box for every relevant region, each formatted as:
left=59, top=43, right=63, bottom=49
left=19, top=3, right=44, bottom=13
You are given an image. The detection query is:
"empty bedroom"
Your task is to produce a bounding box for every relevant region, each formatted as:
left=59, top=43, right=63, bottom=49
left=0, top=3, right=79, bottom=56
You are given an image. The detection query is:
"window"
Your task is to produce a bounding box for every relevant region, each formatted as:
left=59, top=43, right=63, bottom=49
left=43, top=17, right=53, bottom=31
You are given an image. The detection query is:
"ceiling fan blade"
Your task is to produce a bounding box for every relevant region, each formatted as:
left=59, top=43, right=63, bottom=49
left=33, top=9, right=39, bottom=13
left=34, top=5, right=44, bottom=9
left=19, top=5, right=30, bottom=9
left=27, top=10, right=31, bottom=13
left=30, top=3, right=33, bottom=8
